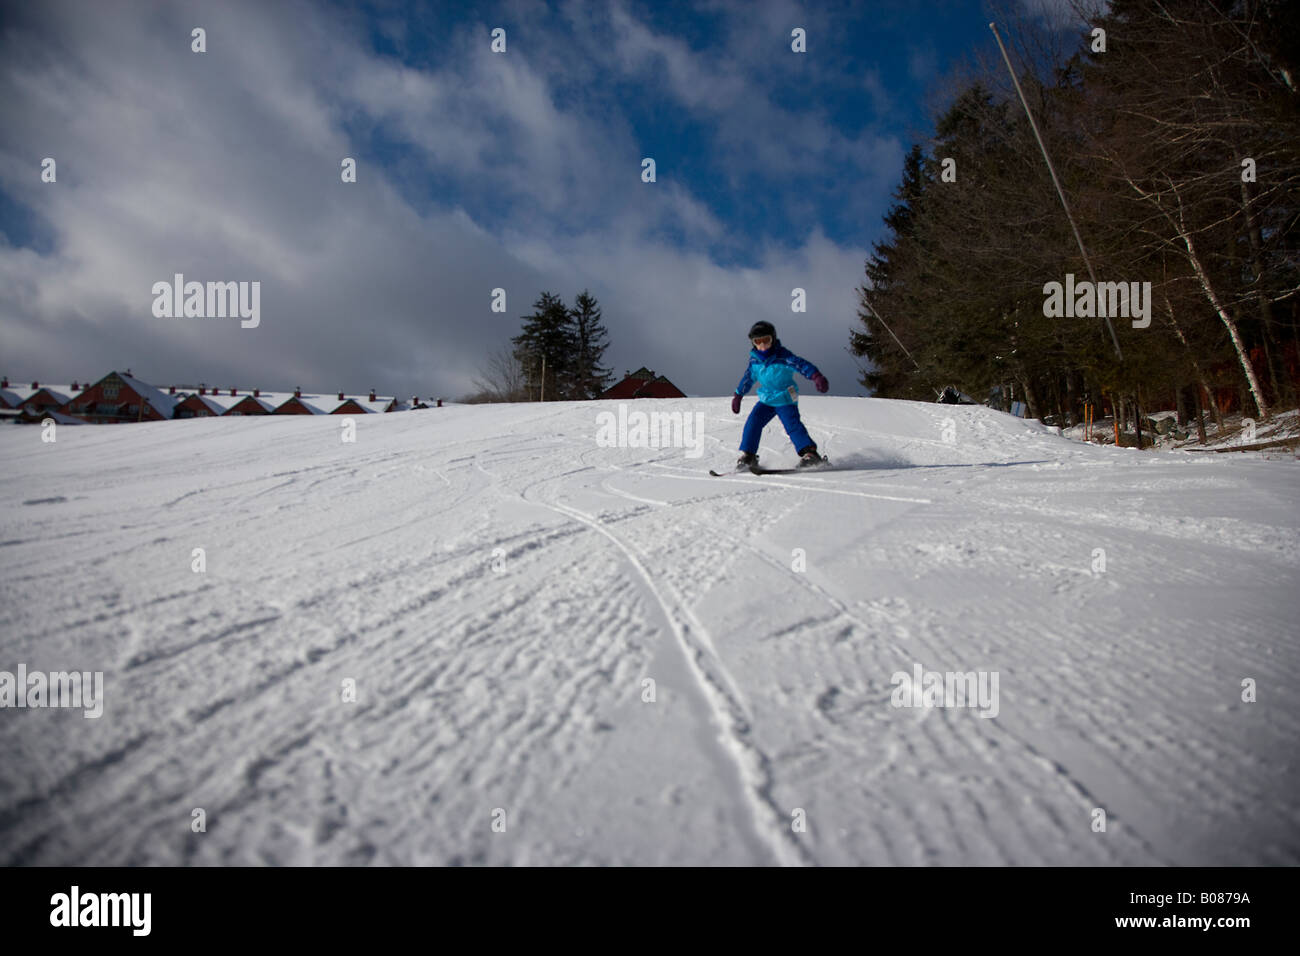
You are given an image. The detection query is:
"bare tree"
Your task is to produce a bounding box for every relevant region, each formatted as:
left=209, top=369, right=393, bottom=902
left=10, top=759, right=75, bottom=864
left=1080, top=0, right=1300, bottom=419
left=472, top=344, right=530, bottom=402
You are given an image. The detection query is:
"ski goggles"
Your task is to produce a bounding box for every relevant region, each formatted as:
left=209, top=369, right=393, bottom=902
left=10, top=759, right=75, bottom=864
left=750, top=335, right=773, bottom=347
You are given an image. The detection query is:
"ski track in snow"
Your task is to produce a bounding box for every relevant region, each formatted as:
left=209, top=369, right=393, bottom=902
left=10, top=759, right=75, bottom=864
left=1, top=398, right=1298, bottom=865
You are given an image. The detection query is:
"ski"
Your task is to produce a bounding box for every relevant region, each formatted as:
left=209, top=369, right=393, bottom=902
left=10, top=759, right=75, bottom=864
left=709, top=459, right=831, bottom=476
left=753, top=460, right=831, bottom=474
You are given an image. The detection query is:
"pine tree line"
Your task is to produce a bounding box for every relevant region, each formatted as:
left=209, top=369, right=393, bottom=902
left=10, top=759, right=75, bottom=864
left=852, top=0, right=1300, bottom=434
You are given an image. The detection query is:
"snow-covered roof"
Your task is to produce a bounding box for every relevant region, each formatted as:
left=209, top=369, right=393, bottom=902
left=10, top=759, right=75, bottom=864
left=180, top=394, right=226, bottom=415
left=26, top=386, right=76, bottom=405
left=6, top=376, right=402, bottom=417
left=19, top=408, right=83, bottom=425
left=188, top=391, right=247, bottom=413
left=348, top=397, right=396, bottom=414
left=277, top=394, right=330, bottom=414
left=228, top=392, right=291, bottom=413
left=1, top=386, right=39, bottom=406
left=254, top=392, right=395, bottom=414
left=2, top=385, right=82, bottom=407
left=117, top=372, right=179, bottom=419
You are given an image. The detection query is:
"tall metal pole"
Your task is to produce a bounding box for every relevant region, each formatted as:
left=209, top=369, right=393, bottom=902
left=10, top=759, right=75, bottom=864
left=860, top=291, right=948, bottom=397
left=989, top=21, right=1123, bottom=361
left=861, top=291, right=923, bottom=373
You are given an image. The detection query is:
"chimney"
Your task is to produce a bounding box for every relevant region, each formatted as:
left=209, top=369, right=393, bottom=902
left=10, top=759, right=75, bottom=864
left=71, top=380, right=78, bottom=390
left=437, top=398, right=443, bottom=408
left=169, top=386, right=176, bottom=395
left=338, top=391, right=345, bottom=401
left=368, top=389, right=376, bottom=402
left=31, top=381, right=38, bottom=389
left=254, top=388, right=260, bottom=397
left=294, top=387, right=301, bottom=398
left=1, top=377, right=7, bottom=388
left=230, top=388, right=236, bottom=396
left=199, top=384, right=206, bottom=395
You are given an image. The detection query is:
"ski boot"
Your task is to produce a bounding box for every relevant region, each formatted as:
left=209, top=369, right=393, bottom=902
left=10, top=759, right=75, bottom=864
left=797, top=445, right=826, bottom=468
left=736, top=452, right=758, bottom=471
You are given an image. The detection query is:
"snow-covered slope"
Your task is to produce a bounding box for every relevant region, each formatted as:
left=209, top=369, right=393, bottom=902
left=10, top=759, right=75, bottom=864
left=2, top=397, right=1297, bottom=865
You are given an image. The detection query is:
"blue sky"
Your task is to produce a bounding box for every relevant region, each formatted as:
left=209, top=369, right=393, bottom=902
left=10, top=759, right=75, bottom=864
left=0, top=0, right=1088, bottom=399
left=338, top=0, right=978, bottom=257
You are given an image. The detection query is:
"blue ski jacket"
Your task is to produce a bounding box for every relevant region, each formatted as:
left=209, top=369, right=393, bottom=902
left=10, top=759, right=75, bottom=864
left=734, top=338, right=821, bottom=407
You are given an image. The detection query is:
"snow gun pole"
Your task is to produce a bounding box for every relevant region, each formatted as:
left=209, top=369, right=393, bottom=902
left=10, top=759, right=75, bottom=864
left=860, top=290, right=938, bottom=394
left=989, top=21, right=1123, bottom=363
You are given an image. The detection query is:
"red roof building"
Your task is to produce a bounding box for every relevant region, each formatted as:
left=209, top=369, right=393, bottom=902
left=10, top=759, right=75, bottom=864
left=4, top=372, right=402, bottom=422
left=21, top=383, right=81, bottom=415
left=2, top=379, right=84, bottom=411
left=273, top=391, right=328, bottom=415
left=0, top=377, right=22, bottom=409
left=62, top=371, right=179, bottom=423
left=599, top=367, right=687, bottom=400
left=224, top=393, right=274, bottom=416
left=173, top=386, right=249, bottom=417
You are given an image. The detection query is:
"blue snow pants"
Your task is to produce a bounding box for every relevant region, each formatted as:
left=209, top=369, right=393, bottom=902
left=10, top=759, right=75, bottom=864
left=740, top=401, right=814, bottom=455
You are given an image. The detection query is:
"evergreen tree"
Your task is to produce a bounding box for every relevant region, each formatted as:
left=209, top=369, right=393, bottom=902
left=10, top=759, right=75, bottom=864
left=569, top=290, right=614, bottom=400
left=850, top=1, right=1300, bottom=428
left=512, top=292, right=576, bottom=400
left=852, top=144, right=932, bottom=399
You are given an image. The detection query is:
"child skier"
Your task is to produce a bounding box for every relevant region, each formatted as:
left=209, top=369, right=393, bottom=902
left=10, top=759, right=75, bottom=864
left=731, top=320, right=828, bottom=469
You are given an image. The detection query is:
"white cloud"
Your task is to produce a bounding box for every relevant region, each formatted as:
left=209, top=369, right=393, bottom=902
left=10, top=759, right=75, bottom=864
left=0, top=0, right=876, bottom=400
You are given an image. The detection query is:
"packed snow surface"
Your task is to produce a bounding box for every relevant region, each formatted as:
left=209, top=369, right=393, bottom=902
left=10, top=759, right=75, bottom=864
left=2, top=397, right=1297, bottom=865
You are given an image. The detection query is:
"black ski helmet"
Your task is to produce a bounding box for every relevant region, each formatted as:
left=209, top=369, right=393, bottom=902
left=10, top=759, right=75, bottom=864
left=748, top=320, right=775, bottom=341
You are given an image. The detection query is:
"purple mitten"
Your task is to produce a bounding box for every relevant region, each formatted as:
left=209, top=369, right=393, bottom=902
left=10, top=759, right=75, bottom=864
left=731, top=393, right=742, bottom=414
left=812, top=373, right=829, bottom=393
